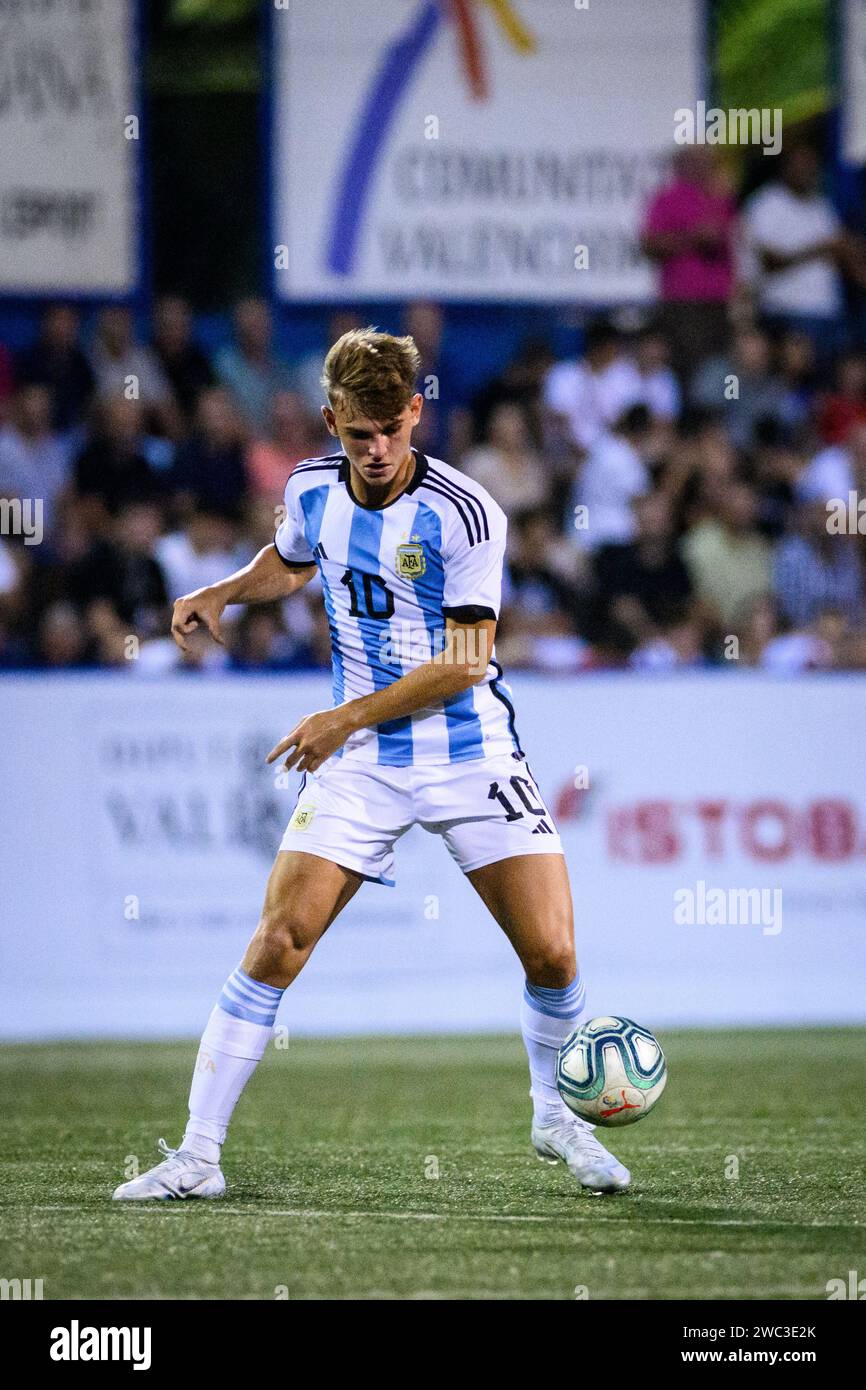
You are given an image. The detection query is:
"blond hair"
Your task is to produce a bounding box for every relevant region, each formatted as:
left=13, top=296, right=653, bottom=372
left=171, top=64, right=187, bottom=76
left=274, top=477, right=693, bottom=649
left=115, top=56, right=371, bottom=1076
left=321, top=327, right=420, bottom=421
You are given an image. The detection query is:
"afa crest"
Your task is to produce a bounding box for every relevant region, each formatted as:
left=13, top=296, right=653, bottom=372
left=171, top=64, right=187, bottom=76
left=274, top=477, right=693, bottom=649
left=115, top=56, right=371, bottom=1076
left=395, top=536, right=426, bottom=580
left=289, top=804, right=316, bottom=831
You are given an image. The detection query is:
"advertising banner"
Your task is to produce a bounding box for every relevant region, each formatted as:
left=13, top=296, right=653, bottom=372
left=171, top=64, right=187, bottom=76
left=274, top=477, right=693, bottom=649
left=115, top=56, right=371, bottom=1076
left=271, top=0, right=701, bottom=301
left=0, top=0, right=138, bottom=294
left=1, top=673, right=863, bottom=1038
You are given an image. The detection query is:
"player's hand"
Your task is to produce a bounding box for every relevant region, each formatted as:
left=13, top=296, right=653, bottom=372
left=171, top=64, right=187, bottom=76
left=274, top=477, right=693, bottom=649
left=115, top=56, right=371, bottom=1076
left=266, top=708, right=355, bottom=774
left=171, top=586, right=226, bottom=651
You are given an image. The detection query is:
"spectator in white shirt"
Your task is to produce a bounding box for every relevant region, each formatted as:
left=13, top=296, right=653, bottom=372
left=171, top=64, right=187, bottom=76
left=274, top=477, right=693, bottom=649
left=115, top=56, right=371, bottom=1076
left=796, top=442, right=853, bottom=505
left=742, top=145, right=866, bottom=355
left=543, top=321, right=644, bottom=454
left=155, top=509, right=249, bottom=628
left=569, top=404, right=652, bottom=552
left=795, top=421, right=866, bottom=508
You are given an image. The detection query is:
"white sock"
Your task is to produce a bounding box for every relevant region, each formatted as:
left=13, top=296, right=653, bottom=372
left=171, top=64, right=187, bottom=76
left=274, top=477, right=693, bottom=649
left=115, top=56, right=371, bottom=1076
left=182, top=966, right=284, bottom=1163
left=520, top=975, right=586, bottom=1127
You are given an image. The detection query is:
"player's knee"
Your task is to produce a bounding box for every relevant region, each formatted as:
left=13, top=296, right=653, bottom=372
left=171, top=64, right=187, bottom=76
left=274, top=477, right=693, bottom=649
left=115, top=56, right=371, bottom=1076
left=524, top=941, right=577, bottom=990
left=253, top=907, right=319, bottom=972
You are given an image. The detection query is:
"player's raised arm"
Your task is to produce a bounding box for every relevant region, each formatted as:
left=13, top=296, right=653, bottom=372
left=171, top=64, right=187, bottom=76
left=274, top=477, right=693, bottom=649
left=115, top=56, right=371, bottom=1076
left=171, top=544, right=316, bottom=651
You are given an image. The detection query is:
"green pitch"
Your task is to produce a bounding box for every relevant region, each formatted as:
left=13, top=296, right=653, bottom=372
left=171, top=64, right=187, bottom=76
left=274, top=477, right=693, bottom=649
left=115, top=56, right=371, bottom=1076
left=2, top=1030, right=864, bottom=1300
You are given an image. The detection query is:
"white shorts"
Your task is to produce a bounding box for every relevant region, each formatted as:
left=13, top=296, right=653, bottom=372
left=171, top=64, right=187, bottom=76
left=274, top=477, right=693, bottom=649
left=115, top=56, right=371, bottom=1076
left=279, top=749, right=563, bottom=885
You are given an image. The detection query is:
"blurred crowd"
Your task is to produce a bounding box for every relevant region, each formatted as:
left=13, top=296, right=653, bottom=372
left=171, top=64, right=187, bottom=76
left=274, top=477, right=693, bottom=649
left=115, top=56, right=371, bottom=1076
left=1, top=141, right=865, bottom=675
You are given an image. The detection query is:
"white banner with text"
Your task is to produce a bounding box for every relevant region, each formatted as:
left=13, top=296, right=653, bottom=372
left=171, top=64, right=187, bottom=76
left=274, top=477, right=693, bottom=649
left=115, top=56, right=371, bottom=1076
left=271, top=0, right=701, bottom=302
left=0, top=673, right=863, bottom=1038
left=0, top=0, right=138, bottom=294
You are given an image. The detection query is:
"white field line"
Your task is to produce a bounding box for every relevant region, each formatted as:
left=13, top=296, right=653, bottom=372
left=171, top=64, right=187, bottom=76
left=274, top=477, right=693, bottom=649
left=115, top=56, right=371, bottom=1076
left=30, top=1204, right=864, bottom=1229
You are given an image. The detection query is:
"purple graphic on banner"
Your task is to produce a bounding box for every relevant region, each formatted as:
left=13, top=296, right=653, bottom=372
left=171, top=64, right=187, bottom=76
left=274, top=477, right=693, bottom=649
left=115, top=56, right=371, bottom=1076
left=325, top=0, right=443, bottom=277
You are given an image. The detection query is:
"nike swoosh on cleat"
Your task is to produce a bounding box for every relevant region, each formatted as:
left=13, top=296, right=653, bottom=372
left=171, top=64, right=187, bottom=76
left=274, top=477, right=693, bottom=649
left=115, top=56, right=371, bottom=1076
left=170, top=1174, right=213, bottom=1197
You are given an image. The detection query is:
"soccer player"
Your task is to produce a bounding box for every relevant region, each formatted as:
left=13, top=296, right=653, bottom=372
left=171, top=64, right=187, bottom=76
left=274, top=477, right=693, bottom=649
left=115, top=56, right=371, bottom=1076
left=113, top=329, right=630, bottom=1200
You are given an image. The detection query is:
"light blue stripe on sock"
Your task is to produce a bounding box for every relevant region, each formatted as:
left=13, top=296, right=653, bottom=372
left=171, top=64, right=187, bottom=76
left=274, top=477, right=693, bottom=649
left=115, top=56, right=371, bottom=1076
left=218, top=967, right=283, bottom=1026
left=230, top=972, right=282, bottom=1004
left=523, top=976, right=585, bottom=1020
left=526, top=978, right=582, bottom=1000
left=224, top=970, right=282, bottom=1005
left=220, top=985, right=273, bottom=1025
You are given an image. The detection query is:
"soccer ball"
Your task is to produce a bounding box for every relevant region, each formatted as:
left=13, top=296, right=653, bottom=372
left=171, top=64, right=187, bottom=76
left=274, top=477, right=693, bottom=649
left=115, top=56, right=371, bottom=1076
left=556, top=1016, right=667, bottom=1127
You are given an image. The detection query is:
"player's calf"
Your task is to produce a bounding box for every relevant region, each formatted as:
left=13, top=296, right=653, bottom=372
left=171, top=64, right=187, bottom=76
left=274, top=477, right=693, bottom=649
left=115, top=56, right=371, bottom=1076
left=520, top=974, right=586, bottom=1128
left=110, top=854, right=359, bottom=1199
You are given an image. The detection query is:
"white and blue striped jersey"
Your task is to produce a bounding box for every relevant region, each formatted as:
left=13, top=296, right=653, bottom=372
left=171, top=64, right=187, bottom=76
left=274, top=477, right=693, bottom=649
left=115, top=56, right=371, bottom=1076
left=274, top=449, right=522, bottom=766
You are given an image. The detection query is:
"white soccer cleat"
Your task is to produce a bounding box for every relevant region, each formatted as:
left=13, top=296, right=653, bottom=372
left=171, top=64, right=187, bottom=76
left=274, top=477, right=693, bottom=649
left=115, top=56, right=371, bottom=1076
left=531, top=1114, right=631, bottom=1194
left=112, top=1138, right=226, bottom=1202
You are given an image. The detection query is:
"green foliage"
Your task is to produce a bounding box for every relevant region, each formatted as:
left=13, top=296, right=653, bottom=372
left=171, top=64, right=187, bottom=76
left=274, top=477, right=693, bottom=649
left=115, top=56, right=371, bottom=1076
left=150, top=0, right=259, bottom=93
left=716, top=0, right=829, bottom=124
left=170, top=0, right=258, bottom=24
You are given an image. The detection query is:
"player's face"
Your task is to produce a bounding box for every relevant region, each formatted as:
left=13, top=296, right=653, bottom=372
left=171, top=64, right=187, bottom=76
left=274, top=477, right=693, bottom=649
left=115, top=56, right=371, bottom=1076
left=323, top=394, right=423, bottom=491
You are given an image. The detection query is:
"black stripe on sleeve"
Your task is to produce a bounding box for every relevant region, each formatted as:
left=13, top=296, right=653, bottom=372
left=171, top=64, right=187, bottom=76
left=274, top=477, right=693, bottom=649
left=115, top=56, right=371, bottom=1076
left=418, top=479, right=478, bottom=545
left=427, top=467, right=489, bottom=541
left=291, top=454, right=344, bottom=475
left=425, top=472, right=482, bottom=543
left=273, top=543, right=316, bottom=570
left=442, top=604, right=496, bottom=623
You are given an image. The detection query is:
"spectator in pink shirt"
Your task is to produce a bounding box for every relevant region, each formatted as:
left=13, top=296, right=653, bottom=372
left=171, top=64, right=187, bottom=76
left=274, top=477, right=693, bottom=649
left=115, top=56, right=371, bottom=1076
left=641, top=147, right=737, bottom=384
